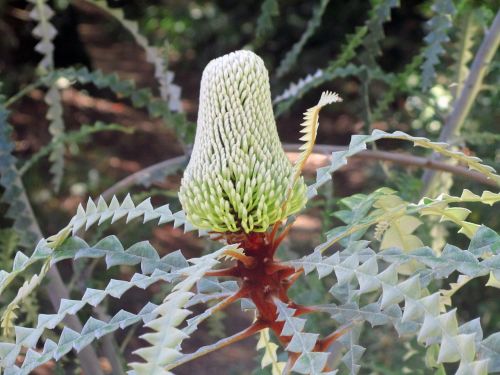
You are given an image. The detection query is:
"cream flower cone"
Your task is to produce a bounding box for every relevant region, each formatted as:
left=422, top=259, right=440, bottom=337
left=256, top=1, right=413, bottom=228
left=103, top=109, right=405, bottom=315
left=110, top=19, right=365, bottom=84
left=179, top=50, right=307, bottom=233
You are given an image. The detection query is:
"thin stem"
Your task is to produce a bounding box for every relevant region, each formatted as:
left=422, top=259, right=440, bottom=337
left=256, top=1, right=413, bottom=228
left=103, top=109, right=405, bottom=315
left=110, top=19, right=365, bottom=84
left=185, top=292, right=233, bottom=309
left=46, top=268, right=106, bottom=375
left=5, top=81, right=44, bottom=107
left=183, top=289, right=247, bottom=336
left=287, top=269, right=304, bottom=285
left=272, top=223, right=292, bottom=251
left=224, top=249, right=255, bottom=267
left=283, top=144, right=498, bottom=188
left=119, top=321, right=140, bottom=352
left=204, top=267, right=239, bottom=277
left=208, top=290, right=246, bottom=315
left=100, top=155, right=188, bottom=200
left=283, top=352, right=299, bottom=375
left=439, top=10, right=500, bottom=142
left=166, top=321, right=265, bottom=370
left=289, top=302, right=316, bottom=316
left=268, top=220, right=282, bottom=246
left=265, top=262, right=295, bottom=275
left=67, top=258, right=100, bottom=292
left=315, top=323, right=352, bottom=352
left=94, top=305, right=126, bottom=375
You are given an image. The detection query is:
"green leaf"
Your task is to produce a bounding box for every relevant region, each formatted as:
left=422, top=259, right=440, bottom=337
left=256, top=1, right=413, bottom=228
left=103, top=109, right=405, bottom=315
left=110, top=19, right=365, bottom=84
left=308, top=129, right=500, bottom=200
left=274, top=22, right=367, bottom=115
left=274, top=300, right=330, bottom=374
left=91, top=0, right=182, bottom=111
left=69, top=195, right=200, bottom=236
left=45, top=85, right=65, bottom=192
left=29, top=0, right=56, bottom=71
left=255, top=0, right=279, bottom=42
left=421, top=0, right=457, bottom=90
left=478, top=332, right=500, bottom=372
left=276, top=0, right=331, bottom=78
left=257, top=329, right=286, bottom=375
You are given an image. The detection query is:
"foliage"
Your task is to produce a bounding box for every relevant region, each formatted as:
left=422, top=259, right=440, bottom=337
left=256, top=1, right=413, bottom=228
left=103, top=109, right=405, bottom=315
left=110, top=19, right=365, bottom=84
left=0, top=0, right=499, bottom=374
left=0, top=95, right=40, bottom=247
left=91, top=0, right=183, bottom=111
left=1, top=124, right=499, bottom=373
left=255, top=0, right=280, bottom=44
left=274, top=28, right=367, bottom=115
left=275, top=0, right=331, bottom=78
left=421, top=0, right=457, bottom=91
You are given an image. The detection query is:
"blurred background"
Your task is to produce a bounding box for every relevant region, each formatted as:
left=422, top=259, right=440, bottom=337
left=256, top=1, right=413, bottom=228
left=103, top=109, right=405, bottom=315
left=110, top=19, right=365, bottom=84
left=0, top=0, right=499, bottom=373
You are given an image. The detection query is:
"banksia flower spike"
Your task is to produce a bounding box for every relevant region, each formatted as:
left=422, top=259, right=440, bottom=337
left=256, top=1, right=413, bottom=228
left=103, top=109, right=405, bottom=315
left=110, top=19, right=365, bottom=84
left=180, top=50, right=341, bottom=234
left=179, top=50, right=307, bottom=233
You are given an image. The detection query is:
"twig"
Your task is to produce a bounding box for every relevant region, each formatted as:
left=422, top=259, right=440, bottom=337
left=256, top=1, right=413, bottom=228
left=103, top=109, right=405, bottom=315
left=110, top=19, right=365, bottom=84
left=67, top=258, right=100, bottom=294
left=5, top=82, right=44, bottom=107
left=166, top=321, right=265, bottom=370
left=119, top=321, right=140, bottom=353
left=421, top=10, right=500, bottom=195
left=99, top=144, right=497, bottom=203
left=184, top=290, right=246, bottom=336
left=101, top=155, right=188, bottom=200
left=285, top=143, right=498, bottom=187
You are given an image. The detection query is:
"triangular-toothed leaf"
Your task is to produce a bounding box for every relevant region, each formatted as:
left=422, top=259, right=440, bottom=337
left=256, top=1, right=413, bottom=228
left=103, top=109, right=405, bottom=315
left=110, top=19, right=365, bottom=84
left=307, top=130, right=500, bottom=202
left=69, top=195, right=199, bottom=236
left=284, top=91, right=342, bottom=208
left=478, top=332, right=500, bottom=372
left=256, top=329, right=286, bottom=375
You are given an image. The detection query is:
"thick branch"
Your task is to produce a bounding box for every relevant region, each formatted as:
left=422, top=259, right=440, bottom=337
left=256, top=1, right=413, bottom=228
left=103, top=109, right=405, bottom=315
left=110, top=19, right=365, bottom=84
left=100, top=143, right=497, bottom=201
left=284, top=143, right=498, bottom=187
left=421, top=10, right=500, bottom=194
left=439, top=10, right=500, bottom=142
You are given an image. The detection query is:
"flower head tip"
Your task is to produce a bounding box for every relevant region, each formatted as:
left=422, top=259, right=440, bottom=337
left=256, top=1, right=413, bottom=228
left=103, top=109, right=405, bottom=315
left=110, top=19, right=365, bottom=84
left=179, top=50, right=307, bottom=233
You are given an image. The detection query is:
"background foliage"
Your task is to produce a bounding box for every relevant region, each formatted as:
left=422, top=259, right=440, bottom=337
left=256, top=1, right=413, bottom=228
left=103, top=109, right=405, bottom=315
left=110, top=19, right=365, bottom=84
left=0, top=0, right=499, bottom=374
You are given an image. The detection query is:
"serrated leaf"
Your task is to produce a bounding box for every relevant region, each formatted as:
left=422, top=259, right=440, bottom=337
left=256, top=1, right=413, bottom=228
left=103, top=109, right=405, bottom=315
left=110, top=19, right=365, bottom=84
left=421, top=0, right=456, bottom=90
left=257, top=329, right=286, bottom=375
left=284, top=91, right=341, bottom=209
left=276, top=0, right=331, bottom=78
left=91, top=0, right=183, bottom=111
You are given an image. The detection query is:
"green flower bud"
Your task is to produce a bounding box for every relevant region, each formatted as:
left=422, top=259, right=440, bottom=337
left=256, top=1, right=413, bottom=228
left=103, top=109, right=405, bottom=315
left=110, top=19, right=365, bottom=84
left=179, top=50, right=307, bottom=233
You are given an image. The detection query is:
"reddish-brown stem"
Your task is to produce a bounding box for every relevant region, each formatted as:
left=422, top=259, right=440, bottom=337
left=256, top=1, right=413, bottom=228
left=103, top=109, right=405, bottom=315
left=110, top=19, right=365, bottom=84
left=224, top=249, right=255, bottom=267
left=265, top=262, right=296, bottom=275
left=212, top=288, right=248, bottom=313
left=208, top=233, right=224, bottom=241
left=268, top=221, right=281, bottom=246
left=272, top=223, right=293, bottom=251
left=200, top=230, right=345, bottom=372
left=286, top=269, right=304, bottom=284
left=284, top=352, right=300, bottom=375
left=315, top=324, right=352, bottom=352
left=204, top=266, right=239, bottom=277
left=289, top=302, right=317, bottom=316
